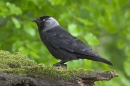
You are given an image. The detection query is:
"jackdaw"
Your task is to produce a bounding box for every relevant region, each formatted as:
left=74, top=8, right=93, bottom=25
left=32, top=16, right=112, bottom=67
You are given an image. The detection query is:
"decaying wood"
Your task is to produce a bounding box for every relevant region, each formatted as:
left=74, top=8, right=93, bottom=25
left=0, top=70, right=118, bottom=86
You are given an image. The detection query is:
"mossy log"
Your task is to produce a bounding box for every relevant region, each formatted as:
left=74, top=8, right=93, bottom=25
left=0, top=50, right=118, bottom=86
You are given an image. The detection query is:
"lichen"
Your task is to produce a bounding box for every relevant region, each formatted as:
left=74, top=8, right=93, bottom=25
left=0, top=50, right=92, bottom=80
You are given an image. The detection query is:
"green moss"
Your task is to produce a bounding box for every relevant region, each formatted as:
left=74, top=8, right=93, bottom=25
left=0, top=50, right=36, bottom=69
left=0, top=50, right=92, bottom=80
left=25, top=66, right=92, bottom=79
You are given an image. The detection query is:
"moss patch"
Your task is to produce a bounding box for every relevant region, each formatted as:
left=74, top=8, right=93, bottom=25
left=0, top=50, right=36, bottom=69
left=0, top=50, right=92, bottom=80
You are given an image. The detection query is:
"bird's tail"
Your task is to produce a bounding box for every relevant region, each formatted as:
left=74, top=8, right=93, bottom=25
left=82, top=53, right=113, bottom=65
left=95, top=56, right=113, bottom=65
left=88, top=55, right=112, bottom=65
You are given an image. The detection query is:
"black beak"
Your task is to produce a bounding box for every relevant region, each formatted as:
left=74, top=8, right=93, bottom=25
left=32, top=17, right=41, bottom=22
left=32, top=18, right=37, bottom=22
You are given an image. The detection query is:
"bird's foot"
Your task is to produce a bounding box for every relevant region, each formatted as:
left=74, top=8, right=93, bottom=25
left=53, top=63, right=67, bottom=68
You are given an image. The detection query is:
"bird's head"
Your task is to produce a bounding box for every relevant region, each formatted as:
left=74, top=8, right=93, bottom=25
left=32, top=16, right=59, bottom=31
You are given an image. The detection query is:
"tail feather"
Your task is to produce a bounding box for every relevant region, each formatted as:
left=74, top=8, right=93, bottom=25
left=87, top=55, right=112, bottom=65
left=79, top=53, right=113, bottom=65
left=97, top=57, right=113, bottom=65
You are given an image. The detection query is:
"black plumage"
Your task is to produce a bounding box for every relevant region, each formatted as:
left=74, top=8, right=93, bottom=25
left=32, top=16, right=112, bottom=66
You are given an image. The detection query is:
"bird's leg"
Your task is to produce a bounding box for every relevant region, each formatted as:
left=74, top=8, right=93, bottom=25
left=53, top=60, right=67, bottom=68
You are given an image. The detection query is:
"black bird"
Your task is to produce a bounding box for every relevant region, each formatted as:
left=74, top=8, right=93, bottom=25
left=32, top=16, right=112, bottom=67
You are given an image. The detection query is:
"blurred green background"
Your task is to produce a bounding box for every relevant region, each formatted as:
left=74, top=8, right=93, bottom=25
left=0, top=0, right=130, bottom=85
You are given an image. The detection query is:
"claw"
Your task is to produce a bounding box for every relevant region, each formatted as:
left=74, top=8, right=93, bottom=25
left=53, top=63, right=67, bottom=68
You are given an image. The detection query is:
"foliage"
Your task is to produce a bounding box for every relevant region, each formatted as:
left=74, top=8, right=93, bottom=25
left=0, top=0, right=130, bottom=85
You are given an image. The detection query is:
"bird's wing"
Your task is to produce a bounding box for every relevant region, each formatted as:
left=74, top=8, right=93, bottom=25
left=45, top=26, right=93, bottom=55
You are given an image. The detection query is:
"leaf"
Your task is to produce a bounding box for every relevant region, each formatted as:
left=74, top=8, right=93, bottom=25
left=30, top=51, right=39, bottom=59
left=76, top=17, right=93, bottom=26
left=124, top=46, right=130, bottom=57
left=24, top=24, right=36, bottom=37
left=12, top=40, right=22, bottom=52
left=84, top=33, right=99, bottom=46
left=18, top=47, right=29, bottom=55
left=118, top=0, right=129, bottom=7
left=117, top=39, right=125, bottom=49
left=68, top=23, right=80, bottom=36
left=6, top=2, right=22, bottom=15
left=12, top=17, right=21, bottom=28
left=124, top=57, right=130, bottom=77
left=49, top=0, right=66, bottom=5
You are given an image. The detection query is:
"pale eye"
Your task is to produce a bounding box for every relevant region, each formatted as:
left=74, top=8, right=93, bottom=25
left=43, top=19, right=45, bottom=21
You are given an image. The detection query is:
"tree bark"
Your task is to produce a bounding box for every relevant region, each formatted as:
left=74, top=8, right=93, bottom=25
left=0, top=70, right=118, bottom=86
